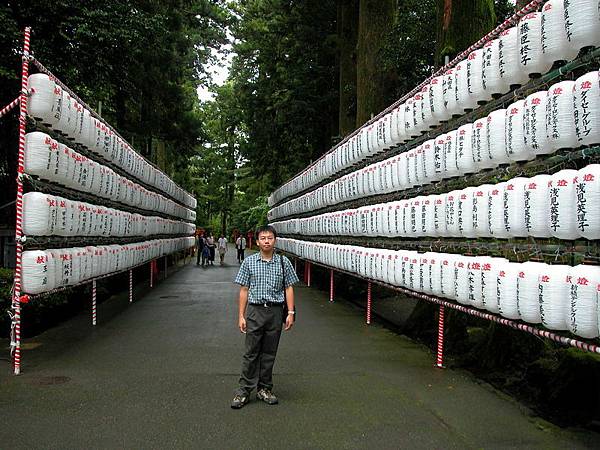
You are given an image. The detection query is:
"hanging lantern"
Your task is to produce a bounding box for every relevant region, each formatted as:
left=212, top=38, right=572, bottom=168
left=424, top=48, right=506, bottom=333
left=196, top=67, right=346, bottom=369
left=564, top=0, right=600, bottom=53
left=541, top=0, right=579, bottom=67
left=482, top=39, right=510, bottom=96
left=518, top=12, right=552, bottom=77
left=548, top=169, right=579, bottom=239
left=573, top=71, right=600, bottom=146
left=504, top=177, right=529, bottom=237
left=575, top=164, right=600, bottom=239
left=471, top=118, right=494, bottom=170
left=505, top=100, right=534, bottom=162
left=517, top=261, right=547, bottom=324
left=429, top=76, right=447, bottom=124
left=467, top=48, right=491, bottom=104
left=497, top=262, right=522, bottom=320
left=568, top=264, right=600, bottom=338
left=538, top=264, right=571, bottom=330
left=472, top=184, right=493, bottom=238
left=498, top=27, right=529, bottom=88
left=523, top=90, right=551, bottom=155
left=546, top=80, right=577, bottom=151
left=486, top=109, right=510, bottom=165
left=455, top=123, right=475, bottom=175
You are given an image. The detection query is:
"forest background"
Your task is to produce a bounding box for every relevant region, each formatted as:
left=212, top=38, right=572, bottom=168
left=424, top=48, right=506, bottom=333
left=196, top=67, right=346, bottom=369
left=0, top=0, right=515, bottom=237
left=2, top=1, right=600, bottom=428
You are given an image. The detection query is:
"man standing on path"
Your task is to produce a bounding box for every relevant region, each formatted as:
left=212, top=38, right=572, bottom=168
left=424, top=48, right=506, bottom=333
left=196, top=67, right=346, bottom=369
left=231, top=225, right=299, bottom=409
left=218, top=234, right=228, bottom=265
left=235, top=234, right=246, bottom=264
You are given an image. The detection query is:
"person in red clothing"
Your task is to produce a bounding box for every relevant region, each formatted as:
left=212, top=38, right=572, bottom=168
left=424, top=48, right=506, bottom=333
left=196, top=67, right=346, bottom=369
left=247, top=230, right=254, bottom=250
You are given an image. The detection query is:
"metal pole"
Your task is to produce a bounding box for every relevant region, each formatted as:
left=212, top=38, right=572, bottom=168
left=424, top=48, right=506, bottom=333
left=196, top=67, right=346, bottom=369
left=366, top=282, right=372, bottom=325
left=436, top=305, right=446, bottom=368
left=329, top=269, right=334, bottom=302
left=164, top=255, right=168, bottom=278
left=12, top=27, right=31, bottom=375
left=92, top=280, right=97, bottom=326
left=150, top=260, right=153, bottom=288
left=307, top=261, right=311, bottom=287
left=129, top=269, right=133, bottom=303
left=294, top=257, right=297, bottom=273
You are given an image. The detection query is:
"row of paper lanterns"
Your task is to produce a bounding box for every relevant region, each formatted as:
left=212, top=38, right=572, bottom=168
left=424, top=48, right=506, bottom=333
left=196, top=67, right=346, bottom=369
left=277, top=238, right=600, bottom=339
left=269, top=71, right=599, bottom=221
left=22, top=192, right=196, bottom=238
left=269, top=0, right=600, bottom=206
left=26, top=74, right=196, bottom=209
left=24, top=132, right=196, bottom=222
left=271, top=165, right=600, bottom=241
left=21, top=237, right=195, bottom=295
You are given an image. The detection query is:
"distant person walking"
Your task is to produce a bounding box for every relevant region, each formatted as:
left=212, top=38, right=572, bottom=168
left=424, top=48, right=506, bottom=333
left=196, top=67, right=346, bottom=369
left=196, top=233, right=206, bottom=266
left=218, top=234, right=228, bottom=265
left=235, top=235, right=247, bottom=264
left=206, top=233, right=216, bottom=266
left=231, top=225, right=299, bottom=409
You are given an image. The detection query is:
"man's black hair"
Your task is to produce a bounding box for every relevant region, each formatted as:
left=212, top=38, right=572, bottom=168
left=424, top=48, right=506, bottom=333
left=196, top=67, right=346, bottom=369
left=255, top=225, right=277, bottom=240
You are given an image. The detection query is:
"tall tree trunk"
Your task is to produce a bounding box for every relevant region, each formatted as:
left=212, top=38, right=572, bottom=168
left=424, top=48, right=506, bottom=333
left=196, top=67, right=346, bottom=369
left=356, top=0, right=397, bottom=128
left=435, top=0, right=496, bottom=67
left=338, top=0, right=359, bottom=137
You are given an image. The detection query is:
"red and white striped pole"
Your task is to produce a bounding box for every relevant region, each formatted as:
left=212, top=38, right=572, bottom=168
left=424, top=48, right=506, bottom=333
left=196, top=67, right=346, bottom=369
left=366, top=282, right=372, bottom=325
left=12, top=27, right=31, bottom=375
left=92, top=280, right=97, bottom=326
left=150, top=260, right=154, bottom=288
left=307, top=261, right=311, bottom=287
left=129, top=269, right=133, bottom=303
left=0, top=97, right=20, bottom=119
left=329, top=269, right=334, bottom=302
left=436, top=305, right=446, bottom=368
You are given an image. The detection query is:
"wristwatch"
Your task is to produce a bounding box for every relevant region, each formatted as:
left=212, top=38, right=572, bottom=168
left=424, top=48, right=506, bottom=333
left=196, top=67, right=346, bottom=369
left=287, top=310, right=296, bottom=315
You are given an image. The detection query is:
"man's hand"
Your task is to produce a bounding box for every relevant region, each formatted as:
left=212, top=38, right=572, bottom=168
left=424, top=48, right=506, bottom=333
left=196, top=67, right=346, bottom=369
left=239, top=316, right=247, bottom=334
left=284, top=314, right=294, bottom=331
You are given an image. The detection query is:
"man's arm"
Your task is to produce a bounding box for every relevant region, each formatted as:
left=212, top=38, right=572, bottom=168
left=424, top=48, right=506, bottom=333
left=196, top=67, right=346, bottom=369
left=238, top=286, right=249, bottom=333
left=284, top=286, right=295, bottom=331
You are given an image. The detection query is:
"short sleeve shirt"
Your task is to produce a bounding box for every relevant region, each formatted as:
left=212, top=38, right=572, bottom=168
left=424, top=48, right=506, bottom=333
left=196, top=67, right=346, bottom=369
left=234, top=253, right=299, bottom=304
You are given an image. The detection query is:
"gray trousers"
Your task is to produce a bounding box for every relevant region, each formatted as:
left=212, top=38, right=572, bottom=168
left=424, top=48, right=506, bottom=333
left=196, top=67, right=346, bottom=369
left=236, top=304, right=283, bottom=395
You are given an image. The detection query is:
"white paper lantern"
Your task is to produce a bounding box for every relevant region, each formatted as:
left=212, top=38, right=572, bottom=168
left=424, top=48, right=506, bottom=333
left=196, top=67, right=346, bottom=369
left=54, top=197, right=70, bottom=237
left=519, top=12, right=552, bottom=77
left=541, top=0, right=579, bottom=66
left=575, top=164, right=600, bottom=239
left=486, top=109, right=510, bottom=165
left=422, top=195, right=436, bottom=236
left=421, top=139, right=438, bottom=183
left=498, top=27, right=529, bottom=88
left=517, top=261, right=547, bottom=324
left=433, top=134, right=447, bottom=181
left=429, top=76, right=447, bottom=124
left=467, top=48, right=491, bottom=104
left=574, top=71, right=600, bottom=146
left=471, top=118, right=494, bottom=169
left=406, top=149, right=418, bottom=187
left=23, top=192, right=57, bottom=236
left=455, top=59, right=477, bottom=111
left=524, top=174, right=552, bottom=237
left=568, top=264, right=600, bottom=338
left=455, top=123, right=475, bottom=174
left=419, top=253, right=434, bottom=294
left=497, top=262, right=522, bottom=319
left=473, top=184, right=493, bottom=238
left=22, top=250, right=55, bottom=294
left=455, top=256, right=471, bottom=304
left=27, top=74, right=60, bottom=128
left=458, top=187, right=476, bottom=238
left=420, top=85, right=434, bottom=130
left=504, top=177, right=529, bottom=237
left=564, top=0, right=600, bottom=52
left=394, top=104, right=408, bottom=144
left=549, top=169, right=579, bottom=239
left=505, top=100, right=534, bottom=162
left=440, top=253, right=457, bottom=299
left=404, top=99, right=416, bottom=138
left=414, top=145, right=425, bottom=185
left=468, top=257, right=488, bottom=308
left=57, top=90, right=73, bottom=136
left=69, top=248, right=82, bottom=286
left=23, top=132, right=61, bottom=181
left=546, top=80, right=577, bottom=150
left=433, top=194, right=447, bottom=237
left=482, top=39, right=510, bottom=96
left=445, top=190, right=461, bottom=237
left=482, top=257, right=508, bottom=314
left=488, top=183, right=509, bottom=238
left=443, top=68, right=462, bottom=117
left=538, top=264, right=571, bottom=330
left=443, top=130, right=460, bottom=178
left=523, top=90, right=551, bottom=155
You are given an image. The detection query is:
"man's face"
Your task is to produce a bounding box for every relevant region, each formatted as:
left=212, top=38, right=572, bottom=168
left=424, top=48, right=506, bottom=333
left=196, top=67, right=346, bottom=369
left=257, top=231, right=275, bottom=253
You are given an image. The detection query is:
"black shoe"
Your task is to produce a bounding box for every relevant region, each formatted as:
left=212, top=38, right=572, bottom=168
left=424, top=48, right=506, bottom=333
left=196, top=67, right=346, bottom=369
left=231, top=394, right=249, bottom=409
left=256, top=388, right=278, bottom=405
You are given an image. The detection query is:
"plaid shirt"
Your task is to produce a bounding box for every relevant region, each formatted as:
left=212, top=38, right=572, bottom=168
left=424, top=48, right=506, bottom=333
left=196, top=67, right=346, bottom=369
left=234, top=253, right=299, bottom=304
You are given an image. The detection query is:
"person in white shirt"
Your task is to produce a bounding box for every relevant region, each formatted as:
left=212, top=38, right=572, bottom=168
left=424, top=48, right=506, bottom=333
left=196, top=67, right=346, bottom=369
left=235, top=235, right=247, bottom=264
left=217, top=234, right=228, bottom=265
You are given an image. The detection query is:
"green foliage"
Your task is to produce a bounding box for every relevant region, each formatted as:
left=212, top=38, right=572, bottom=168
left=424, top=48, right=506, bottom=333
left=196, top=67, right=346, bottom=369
left=0, top=1, right=231, bottom=216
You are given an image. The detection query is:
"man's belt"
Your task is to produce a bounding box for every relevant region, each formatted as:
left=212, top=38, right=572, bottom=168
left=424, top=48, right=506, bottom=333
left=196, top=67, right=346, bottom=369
left=251, top=301, right=283, bottom=307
